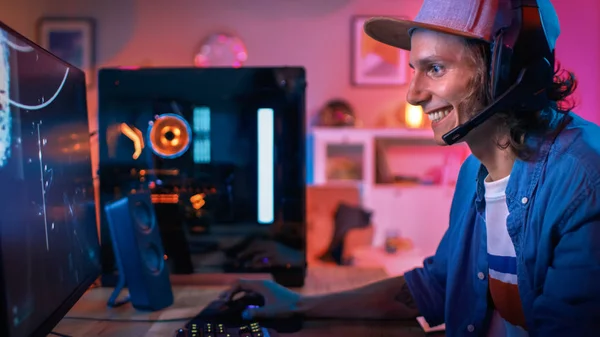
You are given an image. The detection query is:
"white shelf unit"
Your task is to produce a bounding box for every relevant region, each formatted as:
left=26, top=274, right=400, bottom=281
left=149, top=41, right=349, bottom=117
left=310, top=127, right=470, bottom=258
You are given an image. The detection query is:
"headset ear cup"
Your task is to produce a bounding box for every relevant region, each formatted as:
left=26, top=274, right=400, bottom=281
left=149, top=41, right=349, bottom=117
left=489, top=30, right=511, bottom=100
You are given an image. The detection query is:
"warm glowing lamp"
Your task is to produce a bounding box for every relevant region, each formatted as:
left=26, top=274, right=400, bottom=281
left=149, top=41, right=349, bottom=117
left=405, top=103, right=424, bottom=128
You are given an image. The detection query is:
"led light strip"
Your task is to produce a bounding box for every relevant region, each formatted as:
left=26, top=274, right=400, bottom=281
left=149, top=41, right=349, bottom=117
left=257, top=108, right=274, bottom=224
left=0, top=30, right=10, bottom=168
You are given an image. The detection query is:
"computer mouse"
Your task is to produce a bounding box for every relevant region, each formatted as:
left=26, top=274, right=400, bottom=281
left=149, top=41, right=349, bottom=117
left=198, top=291, right=265, bottom=319
left=201, top=291, right=303, bottom=333
left=227, top=291, right=266, bottom=313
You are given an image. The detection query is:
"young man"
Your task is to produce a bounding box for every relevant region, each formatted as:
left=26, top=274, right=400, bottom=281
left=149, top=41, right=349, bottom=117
left=221, top=0, right=600, bottom=335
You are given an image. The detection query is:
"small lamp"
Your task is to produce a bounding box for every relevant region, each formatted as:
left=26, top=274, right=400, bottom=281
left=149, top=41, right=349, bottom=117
left=404, top=103, right=424, bottom=129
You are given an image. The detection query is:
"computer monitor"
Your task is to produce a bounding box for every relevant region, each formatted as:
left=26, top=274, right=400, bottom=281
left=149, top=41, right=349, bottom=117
left=0, top=22, right=100, bottom=337
left=97, top=67, right=306, bottom=286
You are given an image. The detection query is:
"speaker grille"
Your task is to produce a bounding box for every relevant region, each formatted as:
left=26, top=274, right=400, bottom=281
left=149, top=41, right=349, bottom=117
left=142, top=243, right=164, bottom=275
left=132, top=200, right=155, bottom=233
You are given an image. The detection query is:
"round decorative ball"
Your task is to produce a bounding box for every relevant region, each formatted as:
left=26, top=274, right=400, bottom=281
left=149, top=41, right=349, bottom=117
left=193, top=33, right=248, bottom=68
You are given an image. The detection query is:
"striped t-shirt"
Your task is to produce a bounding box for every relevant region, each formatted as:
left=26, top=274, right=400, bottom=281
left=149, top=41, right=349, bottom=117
left=484, top=175, right=528, bottom=337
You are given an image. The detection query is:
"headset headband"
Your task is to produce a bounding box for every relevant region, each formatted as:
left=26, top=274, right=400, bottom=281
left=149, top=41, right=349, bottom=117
left=491, top=0, right=554, bottom=99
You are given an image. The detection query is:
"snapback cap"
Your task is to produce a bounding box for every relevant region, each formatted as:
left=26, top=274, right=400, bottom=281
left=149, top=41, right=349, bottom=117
left=363, top=0, right=560, bottom=52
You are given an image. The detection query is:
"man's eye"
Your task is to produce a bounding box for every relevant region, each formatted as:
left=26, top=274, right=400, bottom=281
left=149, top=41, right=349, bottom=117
left=428, top=64, right=445, bottom=76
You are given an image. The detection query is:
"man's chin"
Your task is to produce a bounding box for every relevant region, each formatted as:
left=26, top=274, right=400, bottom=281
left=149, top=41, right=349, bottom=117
left=433, top=132, right=450, bottom=146
left=432, top=123, right=469, bottom=146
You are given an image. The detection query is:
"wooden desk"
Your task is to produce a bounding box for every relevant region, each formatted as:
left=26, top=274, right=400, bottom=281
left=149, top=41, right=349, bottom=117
left=52, top=266, right=442, bottom=337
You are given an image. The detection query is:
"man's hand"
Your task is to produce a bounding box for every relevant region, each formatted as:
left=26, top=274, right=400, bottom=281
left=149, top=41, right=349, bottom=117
left=219, top=279, right=302, bottom=319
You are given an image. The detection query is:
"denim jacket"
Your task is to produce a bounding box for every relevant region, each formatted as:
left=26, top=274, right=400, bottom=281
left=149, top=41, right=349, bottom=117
left=404, top=111, right=600, bottom=337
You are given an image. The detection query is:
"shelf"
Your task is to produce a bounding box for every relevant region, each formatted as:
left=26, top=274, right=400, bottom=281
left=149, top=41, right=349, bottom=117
left=308, top=180, right=363, bottom=187
left=310, top=126, right=468, bottom=251
left=311, top=127, right=444, bottom=186
left=373, top=183, right=456, bottom=188
left=312, top=127, right=434, bottom=141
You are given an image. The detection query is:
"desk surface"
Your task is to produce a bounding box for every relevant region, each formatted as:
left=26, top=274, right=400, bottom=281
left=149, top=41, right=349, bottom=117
left=52, top=266, right=440, bottom=337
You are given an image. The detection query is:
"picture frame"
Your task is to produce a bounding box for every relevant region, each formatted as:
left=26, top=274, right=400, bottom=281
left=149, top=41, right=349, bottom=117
left=351, top=16, right=409, bottom=86
left=36, top=17, right=96, bottom=87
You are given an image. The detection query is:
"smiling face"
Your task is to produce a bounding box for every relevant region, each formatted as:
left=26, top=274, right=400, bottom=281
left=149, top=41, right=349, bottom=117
left=407, top=29, right=487, bottom=145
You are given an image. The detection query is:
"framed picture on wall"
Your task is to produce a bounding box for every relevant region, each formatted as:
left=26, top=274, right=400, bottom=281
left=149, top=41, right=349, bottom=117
left=351, top=16, right=409, bottom=86
left=36, top=17, right=96, bottom=86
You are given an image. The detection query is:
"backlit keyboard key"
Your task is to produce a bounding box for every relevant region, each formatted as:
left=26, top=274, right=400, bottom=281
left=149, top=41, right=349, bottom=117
left=181, top=320, right=268, bottom=337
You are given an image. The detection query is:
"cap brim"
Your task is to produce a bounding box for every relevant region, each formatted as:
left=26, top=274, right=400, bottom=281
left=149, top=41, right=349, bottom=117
left=363, top=17, right=484, bottom=50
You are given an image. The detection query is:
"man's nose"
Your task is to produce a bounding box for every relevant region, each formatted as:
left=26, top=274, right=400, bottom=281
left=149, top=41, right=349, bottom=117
left=406, top=72, right=430, bottom=107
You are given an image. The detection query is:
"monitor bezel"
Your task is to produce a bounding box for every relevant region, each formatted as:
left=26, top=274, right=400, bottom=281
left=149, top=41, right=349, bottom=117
left=0, top=20, right=100, bottom=337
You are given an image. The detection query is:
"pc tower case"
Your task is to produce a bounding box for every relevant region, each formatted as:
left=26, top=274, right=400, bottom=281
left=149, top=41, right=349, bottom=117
left=97, top=67, right=307, bottom=287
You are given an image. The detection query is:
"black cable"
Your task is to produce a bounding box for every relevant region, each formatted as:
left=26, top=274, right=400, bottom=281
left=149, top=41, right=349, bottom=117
left=49, top=331, right=73, bottom=337
left=63, top=316, right=194, bottom=323
left=106, top=295, right=131, bottom=308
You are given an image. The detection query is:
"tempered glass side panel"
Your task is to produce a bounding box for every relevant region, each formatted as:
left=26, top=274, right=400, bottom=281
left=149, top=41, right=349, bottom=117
left=97, top=67, right=306, bottom=279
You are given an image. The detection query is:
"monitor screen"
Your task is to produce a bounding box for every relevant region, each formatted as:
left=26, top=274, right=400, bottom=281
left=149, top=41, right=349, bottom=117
left=0, top=22, right=100, bottom=337
left=97, top=67, right=305, bottom=280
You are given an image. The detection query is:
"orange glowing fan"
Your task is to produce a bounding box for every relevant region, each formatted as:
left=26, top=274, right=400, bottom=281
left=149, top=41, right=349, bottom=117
left=148, top=113, right=191, bottom=159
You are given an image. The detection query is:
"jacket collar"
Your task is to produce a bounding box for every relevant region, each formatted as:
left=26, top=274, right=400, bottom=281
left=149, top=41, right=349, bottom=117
left=474, top=108, right=571, bottom=213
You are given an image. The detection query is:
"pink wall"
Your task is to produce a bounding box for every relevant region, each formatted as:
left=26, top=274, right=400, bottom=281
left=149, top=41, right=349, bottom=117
left=0, top=0, right=597, bottom=128
left=552, top=0, right=600, bottom=123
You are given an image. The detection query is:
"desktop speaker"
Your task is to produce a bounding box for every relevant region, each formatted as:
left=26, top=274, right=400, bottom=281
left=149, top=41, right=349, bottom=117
left=104, top=192, right=174, bottom=311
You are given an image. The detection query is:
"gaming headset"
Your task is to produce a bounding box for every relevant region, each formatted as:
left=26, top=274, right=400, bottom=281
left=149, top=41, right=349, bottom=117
left=441, top=0, right=555, bottom=145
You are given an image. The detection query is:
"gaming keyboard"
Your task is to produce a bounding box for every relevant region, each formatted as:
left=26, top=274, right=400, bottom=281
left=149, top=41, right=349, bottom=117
left=174, top=291, right=303, bottom=337
left=174, top=321, right=270, bottom=337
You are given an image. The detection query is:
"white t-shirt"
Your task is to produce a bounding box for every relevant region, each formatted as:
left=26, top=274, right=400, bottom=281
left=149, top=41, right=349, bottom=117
left=484, top=175, right=529, bottom=337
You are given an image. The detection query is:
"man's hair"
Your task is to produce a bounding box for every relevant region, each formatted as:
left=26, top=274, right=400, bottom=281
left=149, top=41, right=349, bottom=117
left=463, top=39, right=577, bottom=160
